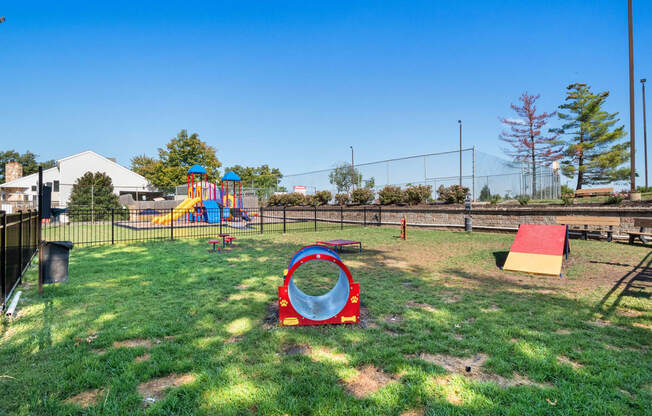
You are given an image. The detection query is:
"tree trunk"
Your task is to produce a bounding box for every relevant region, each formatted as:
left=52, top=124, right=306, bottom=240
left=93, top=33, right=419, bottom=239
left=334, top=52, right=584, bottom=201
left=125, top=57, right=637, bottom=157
left=576, top=132, right=584, bottom=190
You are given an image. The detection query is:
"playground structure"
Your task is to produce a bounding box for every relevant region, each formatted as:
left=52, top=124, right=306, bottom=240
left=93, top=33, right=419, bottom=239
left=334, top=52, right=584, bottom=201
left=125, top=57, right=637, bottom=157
left=151, top=165, right=255, bottom=225
left=279, top=245, right=360, bottom=326
left=502, top=224, right=570, bottom=277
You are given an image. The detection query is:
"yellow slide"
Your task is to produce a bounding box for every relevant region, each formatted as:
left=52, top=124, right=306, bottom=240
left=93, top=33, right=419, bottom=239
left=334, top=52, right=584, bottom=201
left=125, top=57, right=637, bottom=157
left=151, top=197, right=201, bottom=225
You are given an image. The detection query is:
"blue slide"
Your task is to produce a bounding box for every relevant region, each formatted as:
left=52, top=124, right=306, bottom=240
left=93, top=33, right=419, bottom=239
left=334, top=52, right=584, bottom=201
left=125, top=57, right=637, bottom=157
left=202, top=200, right=223, bottom=223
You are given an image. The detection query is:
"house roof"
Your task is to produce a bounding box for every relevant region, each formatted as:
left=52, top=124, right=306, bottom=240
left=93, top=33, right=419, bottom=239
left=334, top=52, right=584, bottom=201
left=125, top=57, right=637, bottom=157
left=0, top=150, right=147, bottom=188
left=221, top=171, right=241, bottom=181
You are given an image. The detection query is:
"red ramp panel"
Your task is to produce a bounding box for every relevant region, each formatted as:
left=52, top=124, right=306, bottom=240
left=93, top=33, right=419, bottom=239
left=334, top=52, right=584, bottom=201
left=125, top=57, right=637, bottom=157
left=279, top=245, right=360, bottom=326
left=503, top=224, right=569, bottom=277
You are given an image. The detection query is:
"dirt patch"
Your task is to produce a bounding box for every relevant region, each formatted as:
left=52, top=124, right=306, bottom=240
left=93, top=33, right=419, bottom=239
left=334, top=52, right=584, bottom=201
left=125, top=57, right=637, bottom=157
left=135, top=353, right=151, bottom=363
left=235, top=283, right=250, bottom=290
left=453, top=334, right=464, bottom=340
left=554, top=329, right=572, bottom=335
left=400, top=407, right=425, bottom=416
left=408, top=353, right=550, bottom=388
left=357, top=304, right=377, bottom=329
left=384, top=314, right=404, bottom=324
left=138, top=373, right=195, bottom=406
left=92, top=348, right=107, bottom=355
left=509, top=338, right=520, bottom=343
left=225, top=335, right=243, bottom=344
left=309, top=346, right=349, bottom=364
left=263, top=302, right=279, bottom=330
left=401, top=282, right=419, bottom=290
left=633, top=322, right=652, bottom=331
left=440, top=292, right=461, bottom=303
left=605, top=344, right=621, bottom=350
left=618, top=309, right=644, bottom=318
left=406, top=301, right=437, bottom=312
left=113, top=339, right=152, bottom=349
left=283, top=344, right=311, bottom=356
left=341, top=365, right=398, bottom=398
left=557, top=355, right=583, bottom=369
left=64, top=388, right=104, bottom=408
left=588, top=319, right=616, bottom=328
left=481, top=304, right=500, bottom=313
left=381, top=258, right=412, bottom=270
left=384, top=329, right=401, bottom=337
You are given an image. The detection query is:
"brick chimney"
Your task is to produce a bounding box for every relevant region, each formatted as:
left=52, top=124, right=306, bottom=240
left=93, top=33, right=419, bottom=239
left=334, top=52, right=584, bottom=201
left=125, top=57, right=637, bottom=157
left=5, top=162, right=22, bottom=182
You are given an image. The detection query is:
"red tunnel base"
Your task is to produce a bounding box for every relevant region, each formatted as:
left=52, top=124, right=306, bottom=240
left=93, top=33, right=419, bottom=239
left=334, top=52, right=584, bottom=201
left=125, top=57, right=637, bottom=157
left=278, top=283, right=360, bottom=326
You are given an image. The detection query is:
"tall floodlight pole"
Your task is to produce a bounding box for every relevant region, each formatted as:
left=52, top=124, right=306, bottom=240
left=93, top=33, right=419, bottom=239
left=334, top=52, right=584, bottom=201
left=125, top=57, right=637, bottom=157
left=627, top=0, right=636, bottom=192
left=642, top=78, right=648, bottom=189
left=458, top=120, right=462, bottom=186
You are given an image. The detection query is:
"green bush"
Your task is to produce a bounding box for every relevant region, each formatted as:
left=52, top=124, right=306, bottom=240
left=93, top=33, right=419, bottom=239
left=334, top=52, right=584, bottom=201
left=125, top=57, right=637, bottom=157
left=314, top=190, right=332, bottom=205
left=378, top=185, right=405, bottom=205
left=404, top=185, right=432, bottom=205
left=351, top=188, right=374, bottom=205
left=561, top=191, right=574, bottom=206
left=489, top=194, right=501, bottom=205
left=335, top=193, right=350, bottom=205
left=68, top=172, right=127, bottom=221
left=437, top=185, right=469, bottom=204
left=561, top=184, right=574, bottom=196
left=605, top=193, right=625, bottom=205
left=517, top=195, right=530, bottom=206
left=265, top=192, right=305, bottom=206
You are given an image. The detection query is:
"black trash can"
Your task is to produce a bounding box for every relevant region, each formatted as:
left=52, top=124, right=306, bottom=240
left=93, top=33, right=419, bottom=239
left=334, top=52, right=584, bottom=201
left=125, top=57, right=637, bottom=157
left=41, top=241, right=73, bottom=284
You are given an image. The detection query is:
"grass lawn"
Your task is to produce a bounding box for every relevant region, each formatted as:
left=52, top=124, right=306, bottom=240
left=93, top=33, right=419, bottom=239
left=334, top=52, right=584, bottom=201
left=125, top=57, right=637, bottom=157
left=1, top=227, right=651, bottom=415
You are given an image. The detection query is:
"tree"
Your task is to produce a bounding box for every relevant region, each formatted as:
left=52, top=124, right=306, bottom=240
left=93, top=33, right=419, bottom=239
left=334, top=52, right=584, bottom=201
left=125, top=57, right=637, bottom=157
left=68, top=172, right=126, bottom=221
left=0, top=150, right=55, bottom=183
left=478, top=184, right=492, bottom=202
left=328, top=163, right=361, bottom=193
left=553, top=83, right=629, bottom=189
left=500, top=93, right=562, bottom=197
left=131, top=130, right=221, bottom=191
left=225, top=164, right=283, bottom=190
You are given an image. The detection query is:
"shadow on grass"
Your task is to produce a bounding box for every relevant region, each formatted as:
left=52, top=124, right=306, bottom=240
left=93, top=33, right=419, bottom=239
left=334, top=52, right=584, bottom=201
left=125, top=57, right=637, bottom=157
left=492, top=251, right=508, bottom=269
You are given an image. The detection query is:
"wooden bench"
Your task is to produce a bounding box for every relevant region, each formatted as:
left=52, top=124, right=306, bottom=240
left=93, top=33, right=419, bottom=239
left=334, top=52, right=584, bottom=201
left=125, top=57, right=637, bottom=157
left=573, top=187, right=613, bottom=198
left=556, top=216, right=620, bottom=242
left=627, top=218, right=652, bottom=245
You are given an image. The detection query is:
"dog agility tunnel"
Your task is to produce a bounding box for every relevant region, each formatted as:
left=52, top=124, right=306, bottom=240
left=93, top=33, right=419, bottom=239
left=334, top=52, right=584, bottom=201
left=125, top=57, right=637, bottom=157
left=278, top=245, right=360, bottom=326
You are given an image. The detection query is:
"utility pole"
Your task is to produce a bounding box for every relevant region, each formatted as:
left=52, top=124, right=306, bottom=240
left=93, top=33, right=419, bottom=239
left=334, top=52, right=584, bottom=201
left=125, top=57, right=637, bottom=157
left=350, top=146, right=355, bottom=190
left=642, top=78, right=648, bottom=189
left=458, top=120, right=462, bottom=186
left=627, top=0, right=636, bottom=192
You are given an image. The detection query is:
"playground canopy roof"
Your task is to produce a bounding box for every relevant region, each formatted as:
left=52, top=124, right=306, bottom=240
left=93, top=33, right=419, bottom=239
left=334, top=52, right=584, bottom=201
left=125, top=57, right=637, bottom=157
left=187, top=165, right=207, bottom=174
left=221, top=171, right=241, bottom=181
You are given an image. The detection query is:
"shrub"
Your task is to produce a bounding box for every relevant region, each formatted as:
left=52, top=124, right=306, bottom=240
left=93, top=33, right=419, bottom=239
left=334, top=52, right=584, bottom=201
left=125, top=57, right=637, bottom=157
left=335, top=193, right=350, bottom=205
left=378, top=185, right=405, bottom=205
left=517, top=195, right=530, bottom=206
left=437, top=185, right=469, bottom=204
left=304, top=195, right=320, bottom=206
left=314, top=190, right=332, bottom=205
left=561, top=184, right=574, bottom=196
left=266, top=194, right=281, bottom=206
left=489, top=194, right=501, bottom=205
left=351, top=188, right=374, bottom=205
left=266, top=192, right=305, bottom=206
left=605, top=193, right=625, bottom=205
left=479, top=184, right=491, bottom=202
left=561, top=191, right=574, bottom=206
left=68, top=171, right=127, bottom=221
left=404, top=185, right=432, bottom=205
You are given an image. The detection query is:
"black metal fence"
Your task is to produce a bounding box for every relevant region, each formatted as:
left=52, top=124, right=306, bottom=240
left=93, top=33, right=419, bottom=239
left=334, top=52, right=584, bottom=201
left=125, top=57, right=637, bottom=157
left=41, top=206, right=375, bottom=247
left=1, top=210, right=39, bottom=310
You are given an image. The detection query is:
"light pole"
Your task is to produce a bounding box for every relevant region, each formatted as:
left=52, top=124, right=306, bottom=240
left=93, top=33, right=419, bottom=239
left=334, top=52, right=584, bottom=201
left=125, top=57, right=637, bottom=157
left=628, top=0, right=636, bottom=192
left=350, top=146, right=355, bottom=190
left=458, top=120, right=462, bottom=186
left=642, top=78, right=648, bottom=189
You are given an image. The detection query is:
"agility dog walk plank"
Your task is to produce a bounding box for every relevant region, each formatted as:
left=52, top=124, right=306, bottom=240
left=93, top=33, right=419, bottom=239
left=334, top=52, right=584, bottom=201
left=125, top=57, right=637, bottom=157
left=503, top=224, right=569, bottom=277
left=279, top=245, right=359, bottom=326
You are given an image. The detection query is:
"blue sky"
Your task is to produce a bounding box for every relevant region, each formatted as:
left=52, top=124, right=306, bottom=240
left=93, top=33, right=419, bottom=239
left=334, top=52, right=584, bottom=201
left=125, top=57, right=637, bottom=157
left=1, top=1, right=650, bottom=182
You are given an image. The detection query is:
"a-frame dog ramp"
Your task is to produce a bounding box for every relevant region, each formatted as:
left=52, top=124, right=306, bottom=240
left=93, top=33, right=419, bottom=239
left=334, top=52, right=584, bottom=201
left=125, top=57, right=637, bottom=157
left=503, top=224, right=570, bottom=277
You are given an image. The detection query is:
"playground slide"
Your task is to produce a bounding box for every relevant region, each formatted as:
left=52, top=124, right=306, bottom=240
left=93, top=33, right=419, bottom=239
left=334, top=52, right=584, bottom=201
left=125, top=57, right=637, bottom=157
left=151, top=197, right=201, bottom=225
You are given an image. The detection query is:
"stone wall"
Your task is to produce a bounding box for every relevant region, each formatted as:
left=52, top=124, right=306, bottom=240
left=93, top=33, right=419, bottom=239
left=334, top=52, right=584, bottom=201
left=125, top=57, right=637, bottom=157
left=263, top=205, right=652, bottom=237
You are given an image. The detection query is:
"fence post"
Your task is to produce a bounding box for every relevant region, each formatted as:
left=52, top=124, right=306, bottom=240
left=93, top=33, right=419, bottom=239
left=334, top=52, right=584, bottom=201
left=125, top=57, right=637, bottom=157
left=170, top=208, right=174, bottom=240
left=283, top=206, right=286, bottom=233
left=363, top=207, right=366, bottom=227
left=111, top=209, right=115, bottom=245
left=314, top=206, right=317, bottom=232
left=378, top=206, right=382, bottom=226
left=1, top=211, right=6, bottom=307
left=18, top=211, right=23, bottom=276
left=260, top=207, right=264, bottom=234
left=340, top=206, right=343, bottom=230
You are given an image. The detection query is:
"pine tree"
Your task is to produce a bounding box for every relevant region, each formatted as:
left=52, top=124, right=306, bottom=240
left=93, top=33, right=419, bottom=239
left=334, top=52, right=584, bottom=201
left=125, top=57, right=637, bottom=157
left=553, top=83, right=629, bottom=190
left=68, top=172, right=126, bottom=221
left=499, top=93, right=562, bottom=196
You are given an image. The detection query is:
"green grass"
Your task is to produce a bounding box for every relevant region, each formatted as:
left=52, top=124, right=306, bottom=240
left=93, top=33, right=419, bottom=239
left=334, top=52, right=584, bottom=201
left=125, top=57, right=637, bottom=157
left=1, top=228, right=651, bottom=415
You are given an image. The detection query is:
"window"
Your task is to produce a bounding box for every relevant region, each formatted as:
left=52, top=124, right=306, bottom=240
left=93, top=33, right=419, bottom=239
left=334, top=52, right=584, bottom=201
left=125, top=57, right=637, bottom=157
left=32, top=185, right=37, bottom=191
left=24, top=195, right=29, bottom=201
left=53, top=180, right=60, bottom=192
left=46, top=182, right=52, bottom=188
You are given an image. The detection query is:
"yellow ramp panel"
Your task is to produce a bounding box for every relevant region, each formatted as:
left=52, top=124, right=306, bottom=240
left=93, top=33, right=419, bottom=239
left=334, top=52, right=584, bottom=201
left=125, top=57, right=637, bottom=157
left=503, top=252, right=563, bottom=277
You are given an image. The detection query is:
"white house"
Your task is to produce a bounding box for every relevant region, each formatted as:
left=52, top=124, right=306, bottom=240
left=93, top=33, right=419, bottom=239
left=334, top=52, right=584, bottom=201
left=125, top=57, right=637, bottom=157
left=1, top=150, right=150, bottom=208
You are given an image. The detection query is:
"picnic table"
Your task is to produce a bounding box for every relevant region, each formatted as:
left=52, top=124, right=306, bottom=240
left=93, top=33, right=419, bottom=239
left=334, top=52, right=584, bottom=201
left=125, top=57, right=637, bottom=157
left=316, top=239, right=362, bottom=253
left=209, top=234, right=236, bottom=252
